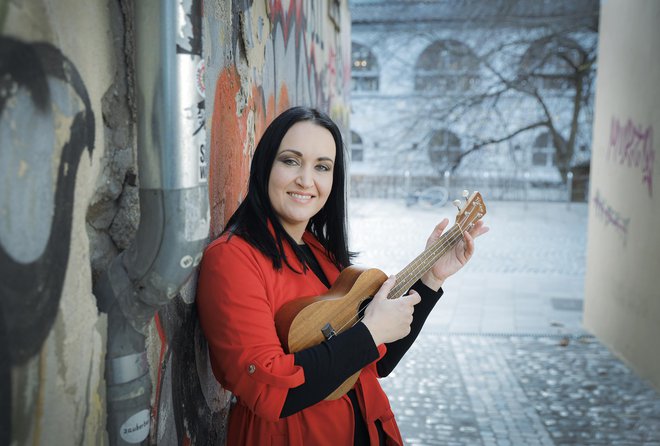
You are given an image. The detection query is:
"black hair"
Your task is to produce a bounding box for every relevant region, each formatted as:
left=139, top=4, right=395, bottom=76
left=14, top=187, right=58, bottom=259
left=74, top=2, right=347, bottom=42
left=223, top=106, right=355, bottom=271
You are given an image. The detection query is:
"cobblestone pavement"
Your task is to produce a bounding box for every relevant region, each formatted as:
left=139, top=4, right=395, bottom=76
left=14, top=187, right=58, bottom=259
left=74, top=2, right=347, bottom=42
left=348, top=199, right=660, bottom=445
left=380, top=334, right=660, bottom=445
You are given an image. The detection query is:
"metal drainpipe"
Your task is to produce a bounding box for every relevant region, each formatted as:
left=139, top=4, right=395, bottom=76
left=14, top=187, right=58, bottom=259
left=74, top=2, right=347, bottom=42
left=94, top=0, right=208, bottom=444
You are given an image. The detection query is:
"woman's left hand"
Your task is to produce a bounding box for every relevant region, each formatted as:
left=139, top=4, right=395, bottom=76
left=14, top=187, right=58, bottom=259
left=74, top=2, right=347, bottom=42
left=420, top=218, right=489, bottom=291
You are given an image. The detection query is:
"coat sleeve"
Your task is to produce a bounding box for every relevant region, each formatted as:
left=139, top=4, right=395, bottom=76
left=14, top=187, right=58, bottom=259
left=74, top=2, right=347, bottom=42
left=196, top=238, right=305, bottom=422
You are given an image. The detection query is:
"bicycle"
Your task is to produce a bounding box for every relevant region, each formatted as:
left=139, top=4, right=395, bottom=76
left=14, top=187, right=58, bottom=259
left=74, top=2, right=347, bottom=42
left=404, top=185, right=449, bottom=208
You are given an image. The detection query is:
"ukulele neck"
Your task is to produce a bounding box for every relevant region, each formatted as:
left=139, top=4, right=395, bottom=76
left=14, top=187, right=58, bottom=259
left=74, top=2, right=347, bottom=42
left=386, top=224, right=464, bottom=299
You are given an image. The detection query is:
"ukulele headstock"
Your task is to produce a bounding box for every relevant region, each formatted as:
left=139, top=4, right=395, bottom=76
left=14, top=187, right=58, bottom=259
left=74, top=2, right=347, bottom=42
left=453, top=190, right=487, bottom=230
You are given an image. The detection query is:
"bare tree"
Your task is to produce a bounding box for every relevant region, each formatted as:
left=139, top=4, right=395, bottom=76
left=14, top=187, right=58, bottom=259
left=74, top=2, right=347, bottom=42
left=350, top=0, right=600, bottom=200
left=405, top=23, right=598, bottom=181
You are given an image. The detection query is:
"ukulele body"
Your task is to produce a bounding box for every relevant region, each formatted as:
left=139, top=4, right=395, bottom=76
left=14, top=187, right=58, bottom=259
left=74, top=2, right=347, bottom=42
left=274, top=265, right=388, bottom=400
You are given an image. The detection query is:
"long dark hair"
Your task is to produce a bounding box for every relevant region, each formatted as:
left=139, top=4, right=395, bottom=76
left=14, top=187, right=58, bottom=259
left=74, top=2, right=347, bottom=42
left=223, top=106, right=354, bottom=271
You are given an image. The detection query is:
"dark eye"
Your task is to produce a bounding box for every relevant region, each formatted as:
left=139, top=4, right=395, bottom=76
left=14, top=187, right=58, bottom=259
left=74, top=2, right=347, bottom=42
left=282, top=158, right=299, bottom=166
left=316, top=164, right=332, bottom=172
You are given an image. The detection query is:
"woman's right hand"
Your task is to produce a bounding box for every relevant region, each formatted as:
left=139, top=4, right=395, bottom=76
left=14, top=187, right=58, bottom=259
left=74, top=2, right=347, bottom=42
left=361, top=276, right=421, bottom=346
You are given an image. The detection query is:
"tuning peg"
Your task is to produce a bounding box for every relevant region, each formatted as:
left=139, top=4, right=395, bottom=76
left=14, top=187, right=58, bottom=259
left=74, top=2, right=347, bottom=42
left=462, top=190, right=470, bottom=200
left=452, top=199, right=462, bottom=211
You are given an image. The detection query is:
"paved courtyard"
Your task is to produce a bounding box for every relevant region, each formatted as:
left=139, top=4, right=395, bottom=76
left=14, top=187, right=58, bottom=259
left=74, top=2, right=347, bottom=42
left=348, top=198, right=660, bottom=445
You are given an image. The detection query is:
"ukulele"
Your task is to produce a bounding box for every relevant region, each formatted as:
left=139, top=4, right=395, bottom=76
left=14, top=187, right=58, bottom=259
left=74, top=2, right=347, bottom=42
left=274, top=191, right=487, bottom=400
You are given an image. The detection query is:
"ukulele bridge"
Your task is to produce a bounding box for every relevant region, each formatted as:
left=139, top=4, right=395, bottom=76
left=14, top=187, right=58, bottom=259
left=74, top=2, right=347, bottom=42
left=321, top=322, right=337, bottom=340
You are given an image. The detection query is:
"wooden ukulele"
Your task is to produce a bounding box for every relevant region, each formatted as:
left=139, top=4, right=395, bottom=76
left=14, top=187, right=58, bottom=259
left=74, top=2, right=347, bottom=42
left=275, top=191, right=487, bottom=400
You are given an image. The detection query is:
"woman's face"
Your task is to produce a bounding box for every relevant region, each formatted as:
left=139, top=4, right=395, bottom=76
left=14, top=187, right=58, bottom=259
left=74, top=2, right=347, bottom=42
left=268, top=121, right=336, bottom=242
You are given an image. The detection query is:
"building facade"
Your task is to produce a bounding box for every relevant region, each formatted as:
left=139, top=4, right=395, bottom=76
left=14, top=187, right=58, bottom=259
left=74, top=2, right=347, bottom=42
left=349, top=0, right=599, bottom=201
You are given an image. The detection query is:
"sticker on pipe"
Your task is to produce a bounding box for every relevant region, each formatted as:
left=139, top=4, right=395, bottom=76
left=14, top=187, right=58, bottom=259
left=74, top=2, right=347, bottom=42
left=120, top=409, right=150, bottom=443
left=196, top=59, right=205, bottom=98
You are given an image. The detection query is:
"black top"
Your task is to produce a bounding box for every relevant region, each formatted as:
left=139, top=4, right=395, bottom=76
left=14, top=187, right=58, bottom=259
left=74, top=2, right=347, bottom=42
left=280, top=244, right=443, bottom=445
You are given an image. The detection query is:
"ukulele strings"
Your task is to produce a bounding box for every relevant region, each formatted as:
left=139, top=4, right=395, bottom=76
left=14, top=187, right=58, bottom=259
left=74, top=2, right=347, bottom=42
left=342, top=224, right=465, bottom=333
left=389, top=224, right=464, bottom=299
left=328, top=220, right=472, bottom=338
left=390, top=211, right=481, bottom=298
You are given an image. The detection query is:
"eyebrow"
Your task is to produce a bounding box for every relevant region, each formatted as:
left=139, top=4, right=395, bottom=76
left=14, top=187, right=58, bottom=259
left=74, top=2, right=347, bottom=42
left=278, top=149, right=334, bottom=163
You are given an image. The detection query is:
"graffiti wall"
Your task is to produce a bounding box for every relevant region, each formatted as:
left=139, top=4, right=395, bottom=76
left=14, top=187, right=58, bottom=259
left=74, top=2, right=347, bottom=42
left=152, top=0, right=352, bottom=444
left=584, top=0, right=660, bottom=390
left=205, top=0, right=351, bottom=235
left=1, top=0, right=350, bottom=444
left=0, top=0, right=113, bottom=444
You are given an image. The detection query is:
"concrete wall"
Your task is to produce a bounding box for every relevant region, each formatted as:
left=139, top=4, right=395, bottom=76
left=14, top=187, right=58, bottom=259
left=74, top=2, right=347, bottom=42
left=583, top=0, right=660, bottom=391
left=0, top=0, right=350, bottom=444
left=1, top=1, right=114, bottom=444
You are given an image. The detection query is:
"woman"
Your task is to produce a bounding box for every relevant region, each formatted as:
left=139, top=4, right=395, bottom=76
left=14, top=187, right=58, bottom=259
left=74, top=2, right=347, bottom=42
left=196, top=106, right=487, bottom=445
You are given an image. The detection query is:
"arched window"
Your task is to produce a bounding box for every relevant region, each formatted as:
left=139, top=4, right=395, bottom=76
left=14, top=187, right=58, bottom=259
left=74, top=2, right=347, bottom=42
left=414, top=40, right=480, bottom=93
left=520, top=37, right=586, bottom=91
left=351, top=42, right=379, bottom=92
left=532, top=132, right=556, bottom=167
left=351, top=131, right=364, bottom=162
left=428, top=129, right=462, bottom=169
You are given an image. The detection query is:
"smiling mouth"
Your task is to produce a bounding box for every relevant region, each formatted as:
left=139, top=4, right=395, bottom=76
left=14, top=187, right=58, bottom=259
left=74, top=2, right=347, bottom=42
left=288, top=192, right=314, bottom=201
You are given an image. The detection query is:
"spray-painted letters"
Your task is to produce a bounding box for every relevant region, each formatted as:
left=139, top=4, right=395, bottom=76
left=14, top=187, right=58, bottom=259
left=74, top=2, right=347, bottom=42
left=592, top=189, right=630, bottom=244
left=608, top=116, right=655, bottom=197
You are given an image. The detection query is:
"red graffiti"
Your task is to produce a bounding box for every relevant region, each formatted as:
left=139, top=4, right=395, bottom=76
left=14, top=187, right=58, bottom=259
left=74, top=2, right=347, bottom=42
left=268, top=0, right=335, bottom=109
left=608, top=116, right=655, bottom=197
left=268, top=0, right=305, bottom=49
left=209, top=67, right=291, bottom=238
left=151, top=314, right=168, bottom=441
left=209, top=66, right=253, bottom=237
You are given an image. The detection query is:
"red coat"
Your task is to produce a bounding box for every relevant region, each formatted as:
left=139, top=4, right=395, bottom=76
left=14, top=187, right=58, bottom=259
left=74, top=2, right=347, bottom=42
left=196, top=231, right=404, bottom=445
